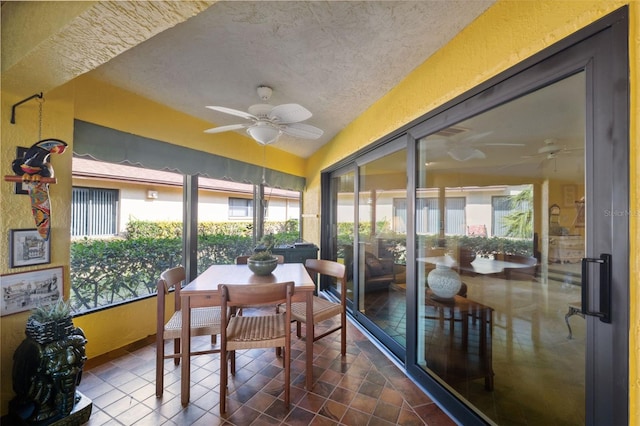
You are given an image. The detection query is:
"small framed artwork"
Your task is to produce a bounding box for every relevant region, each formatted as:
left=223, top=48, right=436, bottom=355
left=14, top=146, right=29, bottom=195
left=9, top=229, right=51, bottom=268
left=562, top=185, right=576, bottom=207
left=1, top=266, right=63, bottom=316
left=573, top=199, right=585, bottom=228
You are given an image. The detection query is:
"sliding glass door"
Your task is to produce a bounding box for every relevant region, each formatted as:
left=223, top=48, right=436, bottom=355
left=355, top=145, right=407, bottom=351
left=414, top=73, right=588, bottom=425
left=327, top=142, right=408, bottom=356
left=323, top=9, right=628, bottom=425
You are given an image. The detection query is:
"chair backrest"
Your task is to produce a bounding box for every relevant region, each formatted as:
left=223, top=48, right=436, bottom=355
left=304, top=259, right=347, bottom=306
left=219, top=281, right=294, bottom=309
left=235, top=254, right=285, bottom=264
left=157, top=266, right=185, bottom=327
left=426, top=247, right=447, bottom=257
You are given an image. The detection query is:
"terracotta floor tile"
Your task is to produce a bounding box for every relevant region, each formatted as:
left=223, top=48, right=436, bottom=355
left=78, top=313, right=455, bottom=425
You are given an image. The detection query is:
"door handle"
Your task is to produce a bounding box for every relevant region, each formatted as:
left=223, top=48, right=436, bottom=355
left=581, top=254, right=612, bottom=323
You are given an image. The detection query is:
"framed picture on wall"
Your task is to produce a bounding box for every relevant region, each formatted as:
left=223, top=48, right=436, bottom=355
left=14, top=146, right=29, bottom=195
left=9, top=228, right=51, bottom=268
left=0, top=267, right=63, bottom=316
left=573, top=198, right=585, bottom=228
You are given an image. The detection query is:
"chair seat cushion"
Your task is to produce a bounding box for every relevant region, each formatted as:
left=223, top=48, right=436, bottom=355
left=227, top=313, right=286, bottom=348
left=164, top=307, right=222, bottom=339
left=289, top=297, right=342, bottom=324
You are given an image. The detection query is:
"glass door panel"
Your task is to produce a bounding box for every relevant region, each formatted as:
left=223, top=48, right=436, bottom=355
left=415, top=73, right=586, bottom=425
left=332, top=170, right=356, bottom=304
left=357, top=149, right=408, bottom=348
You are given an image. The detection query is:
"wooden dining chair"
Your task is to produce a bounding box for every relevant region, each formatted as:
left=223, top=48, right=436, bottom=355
left=285, top=259, right=347, bottom=356
left=155, top=266, right=222, bottom=398
left=234, top=254, right=285, bottom=264
left=218, top=281, right=294, bottom=413
left=233, top=255, right=284, bottom=316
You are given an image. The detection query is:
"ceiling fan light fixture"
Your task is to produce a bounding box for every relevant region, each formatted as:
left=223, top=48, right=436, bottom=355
left=247, top=123, right=282, bottom=145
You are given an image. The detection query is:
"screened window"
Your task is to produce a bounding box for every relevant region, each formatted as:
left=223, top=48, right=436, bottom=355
left=445, top=197, right=466, bottom=235
left=229, top=197, right=254, bottom=218
left=71, top=187, right=118, bottom=237
left=414, top=197, right=465, bottom=235
left=393, top=198, right=407, bottom=233
left=492, top=196, right=511, bottom=237
left=416, top=198, right=439, bottom=234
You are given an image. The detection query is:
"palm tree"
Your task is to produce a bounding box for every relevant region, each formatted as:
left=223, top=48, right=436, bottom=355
left=503, top=187, right=533, bottom=238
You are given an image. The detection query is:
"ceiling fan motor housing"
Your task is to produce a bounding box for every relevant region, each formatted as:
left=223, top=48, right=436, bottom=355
left=248, top=103, right=274, bottom=118
left=538, top=138, right=561, bottom=154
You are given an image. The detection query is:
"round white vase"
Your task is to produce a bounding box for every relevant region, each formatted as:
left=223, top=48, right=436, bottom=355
left=427, top=263, right=462, bottom=300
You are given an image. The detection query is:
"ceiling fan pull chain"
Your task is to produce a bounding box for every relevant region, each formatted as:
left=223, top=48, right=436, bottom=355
left=262, top=145, right=266, bottom=184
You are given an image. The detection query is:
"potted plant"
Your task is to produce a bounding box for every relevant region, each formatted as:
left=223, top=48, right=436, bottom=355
left=26, top=298, right=75, bottom=344
left=254, top=233, right=276, bottom=253
left=10, top=299, right=89, bottom=424
left=248, top=235, right=278, bottom=275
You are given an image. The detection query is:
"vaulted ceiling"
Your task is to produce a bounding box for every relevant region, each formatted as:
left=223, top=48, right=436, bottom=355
left=2, top=0, right=493, bottom=157
left=3, top=1, right=583, bottom=180
left=85, top=1, right=496, bottom=158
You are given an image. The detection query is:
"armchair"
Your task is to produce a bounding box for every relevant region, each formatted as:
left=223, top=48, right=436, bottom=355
left=363, top=251, right=396, bottom=291
left=342, top=245, right=398, bottom=292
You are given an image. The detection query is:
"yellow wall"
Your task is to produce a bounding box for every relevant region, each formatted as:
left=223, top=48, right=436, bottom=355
left=1, top=0, right=638, bottom=421
left=1, top=86, right=75, bottom=415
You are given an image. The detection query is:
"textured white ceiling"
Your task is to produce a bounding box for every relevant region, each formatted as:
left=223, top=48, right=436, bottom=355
left=88, top=1, right=495, bottom=158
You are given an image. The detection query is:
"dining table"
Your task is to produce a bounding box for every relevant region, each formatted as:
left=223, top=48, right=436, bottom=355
left=180, top=263, right=316, bottom=406
left=417, top=255, right=533, bottom=276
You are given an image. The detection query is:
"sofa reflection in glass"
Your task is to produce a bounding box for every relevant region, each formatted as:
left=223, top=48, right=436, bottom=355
left=343, top=245, right=404, bottom=292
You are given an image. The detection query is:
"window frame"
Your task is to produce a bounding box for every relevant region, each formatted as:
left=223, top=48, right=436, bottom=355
left=228, top=197, right=254, bottom=219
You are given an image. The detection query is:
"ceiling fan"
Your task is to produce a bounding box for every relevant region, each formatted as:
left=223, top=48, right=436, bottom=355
left=204, top=86, right=323, bottom=145
left=498, top=138, right=584, bottom=173
left=423, top=129, right=524, bottom=162
left=522, top=138, right=583, bottom=160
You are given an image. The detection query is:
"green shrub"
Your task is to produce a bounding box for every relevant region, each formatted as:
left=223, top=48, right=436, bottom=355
left=70, top=220, right=297, bottom=313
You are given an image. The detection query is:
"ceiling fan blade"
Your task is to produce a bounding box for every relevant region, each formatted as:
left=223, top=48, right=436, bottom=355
left=460, top=131, right=493, bottom=143
left=448, top=146, right=486, bottom=162
left=422, top=137, right=449, bottom=148
left=562, top=146, right=584, bottom=152
left=206, top=106, right=257, bottom=121
left=482, top=143, right=526, bottom=146
left=282, top=123, right=324, bottom=139
left=204, top=123, right=250, bottom=134
left=269, top=103, right=312, bottom=124
left=521, top=152, right=544, bottom=159
left=498, top=158, right=533, bottom=170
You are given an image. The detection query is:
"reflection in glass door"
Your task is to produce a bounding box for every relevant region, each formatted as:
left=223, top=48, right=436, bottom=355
left=357, top=148, right=408, bottom=349
left=416, top=73, right=586, bottom=425
left=332, top=169, right=355, bottom=305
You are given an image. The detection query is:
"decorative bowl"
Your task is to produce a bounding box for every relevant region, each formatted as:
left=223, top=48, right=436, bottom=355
left=454, top=247, right=476, bottom=265
left=247, top=257, right=278, bottom=275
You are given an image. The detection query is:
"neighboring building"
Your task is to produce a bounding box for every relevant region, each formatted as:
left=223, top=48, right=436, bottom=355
left=71, top=157, right=301, bottom=237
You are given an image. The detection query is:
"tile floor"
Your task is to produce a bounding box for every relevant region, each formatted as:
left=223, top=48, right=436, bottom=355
left=364, top=263, right=586, bottom=426
left=78, top=312, right=456, bottom=425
